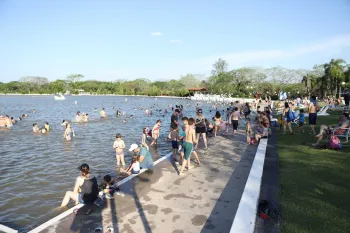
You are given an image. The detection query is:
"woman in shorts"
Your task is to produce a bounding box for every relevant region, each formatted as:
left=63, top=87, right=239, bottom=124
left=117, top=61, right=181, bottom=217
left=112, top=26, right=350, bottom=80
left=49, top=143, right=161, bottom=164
left=61, top=164, right=98, bottom=206
left=195, top=109, right=208, bottom=150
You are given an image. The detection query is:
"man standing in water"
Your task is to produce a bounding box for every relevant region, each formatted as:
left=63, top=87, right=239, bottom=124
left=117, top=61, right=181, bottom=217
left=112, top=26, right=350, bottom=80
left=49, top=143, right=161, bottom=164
left=308, top=95, right=319, bottom=135
left=171, top=109, right=180, bottom=130
left=179, top=118, right=196, bottom=176
left=100, top=108, right=107, bottom=118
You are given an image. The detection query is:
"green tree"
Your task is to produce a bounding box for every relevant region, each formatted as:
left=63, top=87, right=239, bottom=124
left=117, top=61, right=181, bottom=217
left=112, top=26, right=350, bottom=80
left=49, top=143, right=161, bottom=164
left=211, top=58, right=228, bottom=76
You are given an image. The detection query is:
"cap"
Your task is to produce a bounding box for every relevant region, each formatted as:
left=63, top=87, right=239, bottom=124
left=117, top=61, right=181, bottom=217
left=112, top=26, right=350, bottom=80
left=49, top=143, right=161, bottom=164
left=77, top=163, right=89, bottom=171
left=129, top=143, right=138, bottom=152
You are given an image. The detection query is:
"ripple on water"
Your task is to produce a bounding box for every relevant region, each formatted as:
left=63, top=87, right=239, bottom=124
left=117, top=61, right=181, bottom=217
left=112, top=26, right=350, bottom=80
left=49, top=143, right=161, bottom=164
left=1, top=96, right=212, bottom=232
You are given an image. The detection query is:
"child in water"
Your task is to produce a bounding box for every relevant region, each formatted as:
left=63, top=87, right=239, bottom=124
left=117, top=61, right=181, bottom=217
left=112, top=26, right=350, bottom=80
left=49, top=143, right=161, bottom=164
left=113, top=133, right=126, bottom=167
left=168, top=126, right=179, bottom=160
left=121, top=155, right=140, bottom=175
left=141, top=127, right=149, bottom=147
left=44, top=122, right=50, bottom=131
left=64, top=123, right=75, bottom=141
left=150, top=120, right=161, bottom=146
left=33, top=123, right=40, bottom=133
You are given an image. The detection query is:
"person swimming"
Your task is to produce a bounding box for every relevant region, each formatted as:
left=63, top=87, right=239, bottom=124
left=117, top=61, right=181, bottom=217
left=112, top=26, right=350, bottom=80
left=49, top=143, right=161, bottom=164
left=44, top=122, right=50, bottom=132
left=33, top=123, right=40, bottom=133
left=82, top=113, right=88, bottom=122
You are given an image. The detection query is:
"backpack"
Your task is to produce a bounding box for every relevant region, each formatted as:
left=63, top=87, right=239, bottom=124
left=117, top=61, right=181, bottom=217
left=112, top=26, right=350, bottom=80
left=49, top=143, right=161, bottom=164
left=329, top=135, right=342, bottom=149
left=288, top=110, right=295, bottom=121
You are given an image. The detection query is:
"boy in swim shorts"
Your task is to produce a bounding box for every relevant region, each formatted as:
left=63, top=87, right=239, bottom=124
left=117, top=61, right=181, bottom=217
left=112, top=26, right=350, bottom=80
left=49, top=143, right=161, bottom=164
left=179, top=118, right=196, bottom=176
left=168, top=126, right=179, bottom=160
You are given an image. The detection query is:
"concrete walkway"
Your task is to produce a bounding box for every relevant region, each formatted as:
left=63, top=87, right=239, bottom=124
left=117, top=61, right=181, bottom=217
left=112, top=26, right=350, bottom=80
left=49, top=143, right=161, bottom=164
left=37, top=132, right=258, bottom=233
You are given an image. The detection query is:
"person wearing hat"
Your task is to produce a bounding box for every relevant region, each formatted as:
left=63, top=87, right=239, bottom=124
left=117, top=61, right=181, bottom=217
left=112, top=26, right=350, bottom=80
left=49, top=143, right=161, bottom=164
left=60, top=164, right=99, bottom=207
left=129, top=143, right=153, bottom=169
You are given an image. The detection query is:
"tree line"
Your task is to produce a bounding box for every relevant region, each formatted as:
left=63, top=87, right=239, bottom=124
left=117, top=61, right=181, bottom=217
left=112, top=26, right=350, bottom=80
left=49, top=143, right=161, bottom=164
left=1, top=58, right=349, bottom=98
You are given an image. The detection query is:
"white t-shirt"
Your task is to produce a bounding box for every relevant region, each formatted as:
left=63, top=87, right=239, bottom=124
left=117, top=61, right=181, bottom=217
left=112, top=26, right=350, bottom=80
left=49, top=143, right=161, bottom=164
left=133, top=161, right=140, bottom=172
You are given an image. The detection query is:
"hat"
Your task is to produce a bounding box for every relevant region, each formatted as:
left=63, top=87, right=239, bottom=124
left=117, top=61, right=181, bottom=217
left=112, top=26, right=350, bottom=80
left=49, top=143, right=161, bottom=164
left=77, top=163, right=89, bottom=171
left=129, top=143, right=138, bottom=152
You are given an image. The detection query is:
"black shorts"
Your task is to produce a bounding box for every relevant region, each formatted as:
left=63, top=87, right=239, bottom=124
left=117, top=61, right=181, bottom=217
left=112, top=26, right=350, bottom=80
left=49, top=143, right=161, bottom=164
left=196, top=126, right=206, bottom=134
left=231, top=120, right=239, bottom=130
left=171, top=141, right=178, bottom=149
left=299, top=122, right=304, bottom=127
left=309, top=113, right=317, bottom=125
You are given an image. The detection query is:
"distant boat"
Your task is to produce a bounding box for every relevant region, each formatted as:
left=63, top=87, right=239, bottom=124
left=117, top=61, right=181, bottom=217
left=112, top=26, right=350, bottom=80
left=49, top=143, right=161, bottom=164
left=54, top=93, right=65, bottom=100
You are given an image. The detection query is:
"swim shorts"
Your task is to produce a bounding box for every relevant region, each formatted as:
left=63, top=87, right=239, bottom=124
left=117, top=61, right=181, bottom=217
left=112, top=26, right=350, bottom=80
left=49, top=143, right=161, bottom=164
left=231, top=120, right=239, bottom=130
left=309, top=113, right=317, bottom=125
left=183, top=141, right=193, bottom=160
left=171, top=141, right=178, bottom=149
left=131, top=169, right=140, bottom=174
left=195, top=126, right=206, bottom=134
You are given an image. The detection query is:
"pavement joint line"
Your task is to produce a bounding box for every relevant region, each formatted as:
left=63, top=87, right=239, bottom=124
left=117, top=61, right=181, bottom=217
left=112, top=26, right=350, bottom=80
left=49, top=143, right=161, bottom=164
left=229, top=138, right=268, bottom=233
left=27, top=151, right=173, bottom=233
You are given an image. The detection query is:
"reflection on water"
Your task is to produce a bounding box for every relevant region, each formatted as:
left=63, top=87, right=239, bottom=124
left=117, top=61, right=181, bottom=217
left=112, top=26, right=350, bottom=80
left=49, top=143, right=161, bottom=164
left=0, top=96, right=201, bottom=233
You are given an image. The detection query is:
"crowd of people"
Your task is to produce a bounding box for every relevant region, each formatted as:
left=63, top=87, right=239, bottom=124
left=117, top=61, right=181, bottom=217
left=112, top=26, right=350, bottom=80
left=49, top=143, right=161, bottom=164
left=276, top=90, right=350, bottom=148
left=7, top=93, right=349, bottom=215
left=54, top=99, right=273, bottom=211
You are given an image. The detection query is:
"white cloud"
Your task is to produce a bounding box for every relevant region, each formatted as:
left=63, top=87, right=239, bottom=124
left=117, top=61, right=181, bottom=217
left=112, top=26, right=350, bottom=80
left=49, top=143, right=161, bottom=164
left=169, top=39, right=181, bottom=43
left=101, top=34, right=350, bottom=81
left=186, top=34, right=350, bottom=71
left=150, top=32, right=163, bottom=36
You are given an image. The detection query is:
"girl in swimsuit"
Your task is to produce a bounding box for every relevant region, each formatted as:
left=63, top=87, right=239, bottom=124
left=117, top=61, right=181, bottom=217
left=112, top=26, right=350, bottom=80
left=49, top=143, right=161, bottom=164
left=113, top=133, right=126, bottom=167
left=64, top=123, right=75, bottom=141
left=150, top=120, right=162, bottom=146
left=214, top=111, right=222, bottom=137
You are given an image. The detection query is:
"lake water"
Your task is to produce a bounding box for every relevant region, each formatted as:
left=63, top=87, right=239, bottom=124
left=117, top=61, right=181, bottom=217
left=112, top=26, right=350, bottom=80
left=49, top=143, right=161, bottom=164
left=0, top=95, right=212, bottom=232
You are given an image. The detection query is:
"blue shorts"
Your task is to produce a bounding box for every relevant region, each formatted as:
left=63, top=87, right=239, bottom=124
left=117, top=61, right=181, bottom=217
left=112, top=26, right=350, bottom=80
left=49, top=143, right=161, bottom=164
left=171, top=141, right=178, bottom=149
left=131, top=169, right=140, bottom=174
left=78, top=193, right=85, bottom=204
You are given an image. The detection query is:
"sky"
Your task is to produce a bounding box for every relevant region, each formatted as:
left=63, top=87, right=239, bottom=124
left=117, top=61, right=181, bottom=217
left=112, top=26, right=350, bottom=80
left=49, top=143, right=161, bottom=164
left=0, top=0, right=350, bottom=82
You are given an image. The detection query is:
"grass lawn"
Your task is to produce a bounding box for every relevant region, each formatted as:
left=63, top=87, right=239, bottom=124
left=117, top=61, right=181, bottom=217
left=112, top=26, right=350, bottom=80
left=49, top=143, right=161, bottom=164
left=277, top=111, right=350, bottom=233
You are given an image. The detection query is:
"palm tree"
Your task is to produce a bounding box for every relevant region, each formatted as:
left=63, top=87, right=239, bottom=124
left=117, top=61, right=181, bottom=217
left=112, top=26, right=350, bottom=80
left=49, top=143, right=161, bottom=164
left=301, top=73, right=317, bottom=97
left=323, top=59, right=346, bottom=97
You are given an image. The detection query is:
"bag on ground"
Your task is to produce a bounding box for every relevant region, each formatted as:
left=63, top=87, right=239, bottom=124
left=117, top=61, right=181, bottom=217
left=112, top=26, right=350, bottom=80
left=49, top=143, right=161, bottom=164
left=329, top=135, right=342, bottom=149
